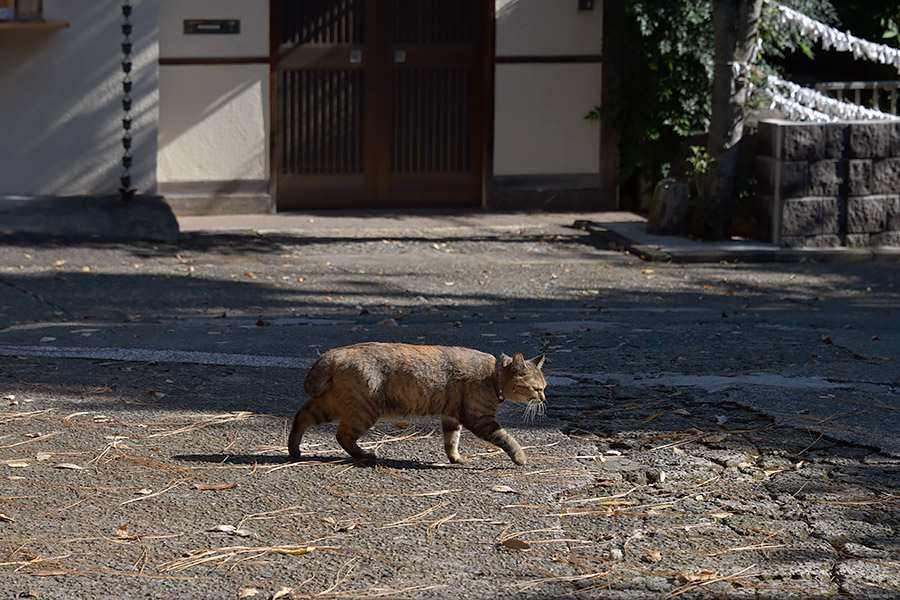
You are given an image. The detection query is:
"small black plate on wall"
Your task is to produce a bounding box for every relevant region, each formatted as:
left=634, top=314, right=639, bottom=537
left=184, top=19, right=240, bottom=34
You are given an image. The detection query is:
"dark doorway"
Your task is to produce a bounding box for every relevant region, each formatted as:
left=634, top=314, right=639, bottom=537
left=272, top=0, right=491, bottom=209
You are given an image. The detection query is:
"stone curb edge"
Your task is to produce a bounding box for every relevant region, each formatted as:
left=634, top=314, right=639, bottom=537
left=573, top=220, right=900, bottom=264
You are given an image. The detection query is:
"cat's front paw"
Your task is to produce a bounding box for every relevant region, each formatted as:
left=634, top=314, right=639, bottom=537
left=449, top=455, right=469, bottom=465
left=511, top=452, right=527, bottom=466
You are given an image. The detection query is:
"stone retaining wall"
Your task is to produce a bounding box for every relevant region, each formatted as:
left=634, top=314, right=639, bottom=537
left=755, top=119, right=900, bottom=247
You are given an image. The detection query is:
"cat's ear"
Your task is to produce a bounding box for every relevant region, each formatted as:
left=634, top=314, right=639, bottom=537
left=500, top=353, right=513, bottom=367
left=512, top=353, right=526, bottom=368
left=529, top=354, right=545, bottom=369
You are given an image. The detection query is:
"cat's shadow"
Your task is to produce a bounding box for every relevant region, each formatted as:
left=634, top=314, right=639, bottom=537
left=173, top=453, right=460, bottom=470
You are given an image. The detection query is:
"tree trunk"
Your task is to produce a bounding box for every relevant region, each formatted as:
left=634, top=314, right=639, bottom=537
left=693, top=0, right=763, bottom=238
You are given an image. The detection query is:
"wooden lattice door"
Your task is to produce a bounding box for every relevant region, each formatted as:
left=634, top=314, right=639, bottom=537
left=273, top=0, right=488, bottom=209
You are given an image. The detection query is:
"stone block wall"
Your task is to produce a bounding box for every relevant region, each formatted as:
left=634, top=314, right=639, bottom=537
left=755, top=119, right=900, bottom=247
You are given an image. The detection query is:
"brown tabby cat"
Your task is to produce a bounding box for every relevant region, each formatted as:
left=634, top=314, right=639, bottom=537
left=288, top=342, right=546, bottom=465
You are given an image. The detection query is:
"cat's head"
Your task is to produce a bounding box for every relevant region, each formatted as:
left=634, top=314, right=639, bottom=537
left=500, top=352, right=546, bottom=419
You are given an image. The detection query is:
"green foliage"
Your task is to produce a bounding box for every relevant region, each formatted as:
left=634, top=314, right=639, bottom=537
left=883, top=17, right=899, bottom=40
left=830, top=0, right=900, bottom=49
left=609, top=0, right=838, bottom=187
left=605, top=0, right=714, bottom=185
left=685, top=145, right=713, bottom=199
left=757, top=0, right=840, bottom=63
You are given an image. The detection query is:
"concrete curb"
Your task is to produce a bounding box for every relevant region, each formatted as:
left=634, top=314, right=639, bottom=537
left=0, top=195, right=179, bottom=243
left=575, top=219, right=900, bottom=264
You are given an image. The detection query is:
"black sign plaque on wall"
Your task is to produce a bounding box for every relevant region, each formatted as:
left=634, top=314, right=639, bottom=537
left=184, top=19, right=240, bottom=34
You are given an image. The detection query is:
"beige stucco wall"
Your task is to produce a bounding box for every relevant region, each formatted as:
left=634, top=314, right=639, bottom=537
left=0, top=0, right=158, bottom=195
left=157, top=0, right=269, bottom=191
left=493, top=0, right=602, bottom=177
left=494, top=63, right=601, bottom=176
left=158, top=65, right=269, bottom=183
left=496, top=0, right=603, bottom=57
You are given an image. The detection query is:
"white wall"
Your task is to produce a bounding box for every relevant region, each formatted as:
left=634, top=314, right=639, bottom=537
left=494, top=63, right=601, bottom=176
left=0, top=0, right=158, bottom=195
left=493, top=0, right=602, bottom=177
left=496, top=0, right=602, bottom=57
left=158, top=65, right=268, bottom=183
left=157, top=0, right=269, bottom=189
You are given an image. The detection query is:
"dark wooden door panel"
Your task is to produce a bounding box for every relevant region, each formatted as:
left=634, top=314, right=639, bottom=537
left=274, top=0, right=486, bottom=209
left=390, top=68, right=472, bottom=175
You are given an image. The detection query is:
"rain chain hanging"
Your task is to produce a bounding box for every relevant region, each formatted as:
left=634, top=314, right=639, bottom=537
left=119, top=1, right=136, bottom=201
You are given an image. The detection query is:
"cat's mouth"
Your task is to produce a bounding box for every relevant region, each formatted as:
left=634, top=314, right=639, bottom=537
left=524, top=398, right=546, bottom=421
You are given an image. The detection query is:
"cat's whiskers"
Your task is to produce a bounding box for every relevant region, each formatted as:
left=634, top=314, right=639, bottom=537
left=524, top=399, right=546, bottom=422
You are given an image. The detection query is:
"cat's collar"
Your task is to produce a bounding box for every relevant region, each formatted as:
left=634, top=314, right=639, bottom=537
left=495, top=358, right=505, bottom=403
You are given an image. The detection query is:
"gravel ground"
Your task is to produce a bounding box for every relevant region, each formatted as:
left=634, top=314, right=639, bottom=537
left=1, top=222, right=898, bottom=599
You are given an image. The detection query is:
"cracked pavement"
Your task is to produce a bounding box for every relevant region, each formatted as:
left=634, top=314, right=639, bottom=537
left=0, top=220, right=898, bottom=599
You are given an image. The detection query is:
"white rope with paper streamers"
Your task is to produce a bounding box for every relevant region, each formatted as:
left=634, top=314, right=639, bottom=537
left=751, top=67, right=900, bottom=121
left=765, top=93, right=836, bottom=122
left=765, top=0, right=900, bottom=71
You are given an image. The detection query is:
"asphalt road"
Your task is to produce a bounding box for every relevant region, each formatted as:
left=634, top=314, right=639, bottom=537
left=0, top=219, right=898, bottom=599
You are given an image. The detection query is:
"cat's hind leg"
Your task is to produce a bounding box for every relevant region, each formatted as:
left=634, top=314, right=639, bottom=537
left=441, top=416, right=467, bottom=464
left=336, top=412, right=378, bottom=461
left=287, top=396, right=334, bottom=460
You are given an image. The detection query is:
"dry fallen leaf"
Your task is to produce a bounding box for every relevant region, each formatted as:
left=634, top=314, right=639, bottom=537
left=54, top=463, right=83, bottom=471
left=194, top=483, right=238, bottom=491
left=272, top=587, right=294, bottom=600
left=490, top=485, right=519, bottom=494
left=675, top=570, right=719, bottom=584
left=116, top=524, right=139, bottom=540
left=238, top=589, right=261, bottom=599
left=642, top=411, right=667, bottom=422
left=271, top=546, right=315, bottom=556
left=500, top=538, right=531, bottom=550
left=7, top=462, right=29, bottom=469
left=643, top=550, right=662, bottom=563
left=0, top=512, right=14, bottom=522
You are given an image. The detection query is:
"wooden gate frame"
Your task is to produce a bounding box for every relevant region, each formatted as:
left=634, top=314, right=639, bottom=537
left=267, top=1, right=495, bottom=210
